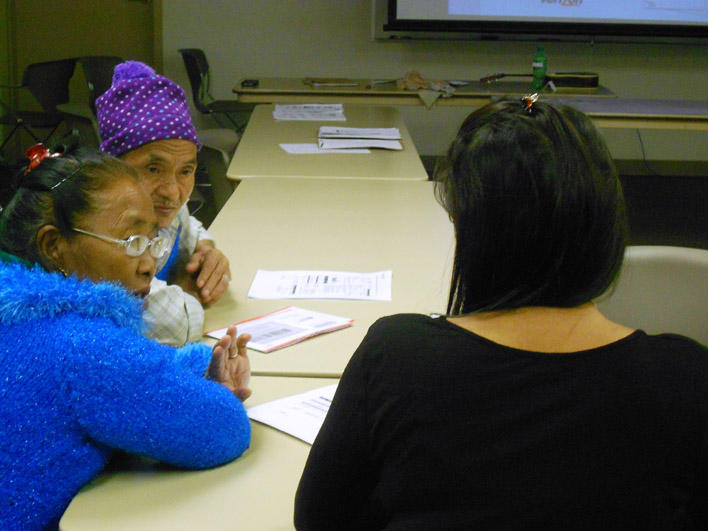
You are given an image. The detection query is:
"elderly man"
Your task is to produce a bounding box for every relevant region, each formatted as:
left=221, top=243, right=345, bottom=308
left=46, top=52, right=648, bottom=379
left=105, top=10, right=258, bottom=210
left=96, top=61, right=230, bottom=345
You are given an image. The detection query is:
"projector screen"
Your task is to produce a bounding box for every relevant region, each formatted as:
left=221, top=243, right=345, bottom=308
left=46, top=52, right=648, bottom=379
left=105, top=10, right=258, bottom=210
left=377, top=0, right=708, bottom=42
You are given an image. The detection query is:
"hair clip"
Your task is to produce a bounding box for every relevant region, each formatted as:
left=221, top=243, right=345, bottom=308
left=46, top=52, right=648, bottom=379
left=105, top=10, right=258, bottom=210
left=24, top=143, right=61, bottom=175
left=521, top=93, right=539, bottom=114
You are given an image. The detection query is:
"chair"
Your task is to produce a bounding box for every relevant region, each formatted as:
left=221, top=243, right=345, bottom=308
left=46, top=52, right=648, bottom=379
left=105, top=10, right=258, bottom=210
left=188, top=129, right=239, bottom=227
left=596, top=246, right=708, bottom=344
left=0, top=58, right=76, bottom=154
left=76, top=55, right=123, bottom=113
left=177, top=48, right=254, bottom=133
left=58, top=56, right=123, bottom=148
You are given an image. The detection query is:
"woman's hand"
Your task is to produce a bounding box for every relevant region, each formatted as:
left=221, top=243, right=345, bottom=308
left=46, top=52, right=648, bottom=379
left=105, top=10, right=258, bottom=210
left=205, top=325, right=252, bottom=401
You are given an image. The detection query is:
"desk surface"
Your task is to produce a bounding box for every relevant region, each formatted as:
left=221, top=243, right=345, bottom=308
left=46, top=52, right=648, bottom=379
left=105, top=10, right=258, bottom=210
left=233, top=78, right=708, bottom=131
left=60, top=375, right=338, bottom=531
left=203, top=177, right=454, bottom=377
left=233, top=77, right=615, bottom=106
left=226, top=104, right=428, bottom=181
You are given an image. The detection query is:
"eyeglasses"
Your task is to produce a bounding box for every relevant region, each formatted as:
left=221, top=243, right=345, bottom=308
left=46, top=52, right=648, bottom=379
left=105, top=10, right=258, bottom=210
left=73, top=228, right=170, bottom=259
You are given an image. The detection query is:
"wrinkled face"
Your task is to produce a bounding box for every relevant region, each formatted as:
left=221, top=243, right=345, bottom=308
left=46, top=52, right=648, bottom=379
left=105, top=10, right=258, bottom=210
left=62, top=177, right=159, bottom=297
left=121, top=139, right=198, bottom=229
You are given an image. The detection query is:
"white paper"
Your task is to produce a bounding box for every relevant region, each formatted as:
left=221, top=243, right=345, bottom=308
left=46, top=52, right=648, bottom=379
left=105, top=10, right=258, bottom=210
left=318, top=138, right=402, bottom=151
left=318, top=126, right=401, bottom=140
left=279, top=143, right=370, bottom=154
left=310, top=82, right=358, bottom=87
left=248, top=270, right=392, bottom=301
left=272, top=104, right=346, bottom=121
left=247, top=384, right=337, bottom=444
left=206, top=306, right=352, bottom=353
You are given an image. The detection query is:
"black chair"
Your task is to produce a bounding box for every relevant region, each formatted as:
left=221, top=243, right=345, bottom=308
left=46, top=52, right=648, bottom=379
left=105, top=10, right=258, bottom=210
left=0, top=58, right=77, bottom=154
left=76, top=55, right=123, bottom=113
left=177, top=48, right=253, bottom=133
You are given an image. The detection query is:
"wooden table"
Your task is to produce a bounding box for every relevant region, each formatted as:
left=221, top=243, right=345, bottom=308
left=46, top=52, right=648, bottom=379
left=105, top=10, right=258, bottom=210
left=233, top=77, right=614, bottom=107
left=203, top=177, right=454, bottom=377
left=60, top=376, right=338, bottom=531
left=226, top=104, right=429, bottom=182
left=232, top=78, right=708, bottom=131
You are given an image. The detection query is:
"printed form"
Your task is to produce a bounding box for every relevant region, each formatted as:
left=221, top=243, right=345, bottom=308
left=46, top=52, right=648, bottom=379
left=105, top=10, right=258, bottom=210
left=247, top=383, right=338, bottom=444
left=206, top=306, right=352, bottom=353
left=272, top=104, right=346, bottom=121
left=248, top=269, right=392, bottom=301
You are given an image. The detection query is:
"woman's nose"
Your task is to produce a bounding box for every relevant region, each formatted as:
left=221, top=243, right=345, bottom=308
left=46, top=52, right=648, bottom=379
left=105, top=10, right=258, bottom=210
left=138, top=253, right=157, bottom=278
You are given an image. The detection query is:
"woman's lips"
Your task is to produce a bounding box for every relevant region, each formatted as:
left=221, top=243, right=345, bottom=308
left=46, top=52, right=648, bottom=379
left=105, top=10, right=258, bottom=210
left=136, top=286, right=151, bottom=298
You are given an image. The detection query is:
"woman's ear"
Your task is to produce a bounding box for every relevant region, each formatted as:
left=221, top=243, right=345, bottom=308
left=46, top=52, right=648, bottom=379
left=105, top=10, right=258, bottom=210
left=36, top=225, right=66, bottom=271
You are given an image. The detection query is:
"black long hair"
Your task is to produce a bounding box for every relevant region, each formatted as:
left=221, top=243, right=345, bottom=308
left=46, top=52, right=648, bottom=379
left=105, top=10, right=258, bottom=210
left=434, top=99, right=627, bottom=315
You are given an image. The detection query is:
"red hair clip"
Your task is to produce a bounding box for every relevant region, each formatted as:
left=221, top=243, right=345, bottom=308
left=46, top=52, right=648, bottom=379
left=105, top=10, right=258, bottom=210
left=24, top=143, right=61, bottom=175
left=521, top=93, right=539, bottom=114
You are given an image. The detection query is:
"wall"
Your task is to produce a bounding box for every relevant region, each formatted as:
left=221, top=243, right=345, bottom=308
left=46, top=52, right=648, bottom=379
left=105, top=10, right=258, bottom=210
left=0, top=0, right=14, bottom=152
left=12, top=0, right=155, bottom=101
left=161, top=0, right=707, bottom=163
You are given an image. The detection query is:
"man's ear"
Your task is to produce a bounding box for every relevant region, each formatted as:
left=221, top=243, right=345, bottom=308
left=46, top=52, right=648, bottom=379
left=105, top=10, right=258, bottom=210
left=36, top=225, right=65, bottom=271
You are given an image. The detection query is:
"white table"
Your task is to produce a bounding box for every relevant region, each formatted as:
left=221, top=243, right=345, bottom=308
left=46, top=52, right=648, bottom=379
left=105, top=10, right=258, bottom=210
left=226, top=104, right=429, bottom=182
left=203, top=177, right=454, bottom=377
left=60, top=376, right=339, bottom=531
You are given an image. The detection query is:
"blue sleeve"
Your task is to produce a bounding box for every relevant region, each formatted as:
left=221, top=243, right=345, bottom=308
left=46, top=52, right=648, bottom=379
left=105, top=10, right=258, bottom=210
left=172, top=341, right=212, bottom=376
left=60, top=315, right=250, bottom=469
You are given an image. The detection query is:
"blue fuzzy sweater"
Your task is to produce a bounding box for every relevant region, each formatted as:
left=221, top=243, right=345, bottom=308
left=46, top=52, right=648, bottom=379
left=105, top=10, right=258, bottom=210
left=0, top=263, right=251, bottom=530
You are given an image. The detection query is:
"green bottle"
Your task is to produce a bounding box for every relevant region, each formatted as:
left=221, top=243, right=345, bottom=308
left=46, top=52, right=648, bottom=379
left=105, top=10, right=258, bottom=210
left=531, top=46, right=547, bottom=90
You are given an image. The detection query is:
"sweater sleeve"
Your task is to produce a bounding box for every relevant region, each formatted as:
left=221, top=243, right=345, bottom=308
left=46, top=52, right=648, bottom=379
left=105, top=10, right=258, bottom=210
left=688, top=344, right=708, bottom=527
left=294, top=325, right=381, bottom=530
left=62, top=316, right=250, bottom=469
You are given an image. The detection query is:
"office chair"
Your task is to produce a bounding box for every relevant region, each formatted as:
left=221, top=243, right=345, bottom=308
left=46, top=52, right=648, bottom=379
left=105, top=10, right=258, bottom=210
left=58, top=56, right=123, bottom=148
left=76, top=55, right=123, bottom=113
left=0, top=58, right=76, bottom=155
left=596, top=245, right=708, bottom=344
left=177, top=48, right=254, bottom=133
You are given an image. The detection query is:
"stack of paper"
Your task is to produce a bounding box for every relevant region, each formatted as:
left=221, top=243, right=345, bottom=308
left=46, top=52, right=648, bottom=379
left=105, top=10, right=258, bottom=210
left=318, top=126, right=403, bottom=151
left=206, top=306, right=352, bottom=353
left=272, top=104, right=345, bottom=121
left=247, top=384, right=338, bottom=444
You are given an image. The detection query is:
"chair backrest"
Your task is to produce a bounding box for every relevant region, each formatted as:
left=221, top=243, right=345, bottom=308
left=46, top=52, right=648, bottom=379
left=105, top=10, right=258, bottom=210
left=178, top=48, right=211, bottom=114
left=596, top=245, right=708, bottom=344
left=21, top=59, right=77, bottom=113
left=76, top=56, right=123, bottom=113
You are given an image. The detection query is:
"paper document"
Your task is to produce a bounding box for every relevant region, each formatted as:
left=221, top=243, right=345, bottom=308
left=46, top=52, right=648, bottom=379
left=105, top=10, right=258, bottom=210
left=279, top=143, right=370, bottom=154
left=247, top=384, right=337, bottom=444
left=310, top=82, right=358, bottom=87
left=206, top=306, right=352, bottom=353
left=248, top=270, right=392, bottom=301
left=273, top=104, right=345, bottom=121
left=318, top=127, right=401, bottom=140
left=318, top=138, right=402, bottom=151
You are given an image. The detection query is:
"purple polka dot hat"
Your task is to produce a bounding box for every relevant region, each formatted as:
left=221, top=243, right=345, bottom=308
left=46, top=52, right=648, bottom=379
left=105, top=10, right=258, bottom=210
left=96, top=61, right=201, bottom=156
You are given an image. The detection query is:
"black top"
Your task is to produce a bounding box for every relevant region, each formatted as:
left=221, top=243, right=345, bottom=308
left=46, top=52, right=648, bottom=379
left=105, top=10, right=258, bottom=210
left=295, top=314, right=708, bottom=530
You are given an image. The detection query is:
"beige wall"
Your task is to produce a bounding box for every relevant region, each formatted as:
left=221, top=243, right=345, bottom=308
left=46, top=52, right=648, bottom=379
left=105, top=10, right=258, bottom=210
left=8, top=0, right=155, bottom=111
left=162, top=1, right=707, bottom=161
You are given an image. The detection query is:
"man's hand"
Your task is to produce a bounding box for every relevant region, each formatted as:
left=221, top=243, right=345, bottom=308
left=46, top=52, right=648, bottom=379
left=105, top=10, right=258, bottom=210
left=185, top=240, right=231, bottom=306
left=205, top=325, right=251, bottom=401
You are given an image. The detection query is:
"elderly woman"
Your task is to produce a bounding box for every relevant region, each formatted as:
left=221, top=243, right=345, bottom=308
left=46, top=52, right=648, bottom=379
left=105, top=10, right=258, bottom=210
left=295, top=100, right=707, bottom=529
left=0, top=145, right=251, bottom=530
